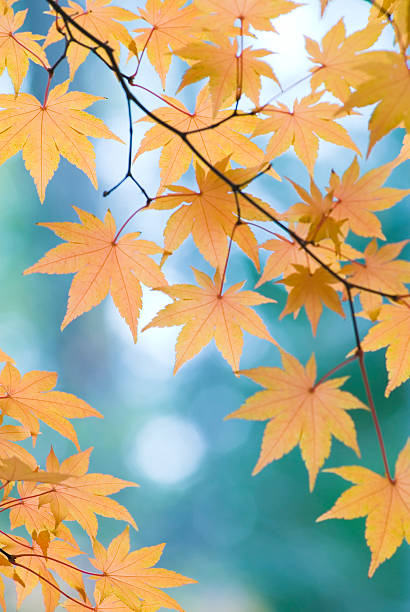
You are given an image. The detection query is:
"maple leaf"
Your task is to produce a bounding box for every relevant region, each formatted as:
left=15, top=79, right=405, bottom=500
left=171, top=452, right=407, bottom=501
left=0, top=532, right=85, bottom=610
left=0, top=457, right=68, bottom=486
left=37, top=447, right=138, bottom=539
left=132, top=0, right=200, bottom=89
left=253, top=92, right=361, bottom=174
left=327, top=155, right=410, bottom=239
left=176, top=37, right=278, bottom=113
left=256, top=232, right=361, bottom=287
left=342, top=240, right=410, bottom=320
left=195, top=0, right=300, bottom=33
left=44, top=0, right=136, bottom=79
left=279, top=265, right=345, bottom=335
left=7, top=481, right=56, bottom=534
left=305, top=19, right=383, bottom=102
left=227, top=351, right=366, bottom=490
left=341, top=51, right=410, bottom=154
left=360, top=302, right=410, bottom=397
left=24, top=207, right=167, bottom=341
left=285, top=177, right=346, bottom=247
left=152, top=159, right=279, bottom=270
left=89, top=526, right=196, bottom=611
left=0, top=362, right=101, bottom=449
left=135, top=86, right=274, bottom=191
left=0, top=81, right=121, bottom=202
left=0, top=5, right=49, bottom=93
left=143, top=268, right=277, bottom=373
left=317, top=439, right=410, bottom=577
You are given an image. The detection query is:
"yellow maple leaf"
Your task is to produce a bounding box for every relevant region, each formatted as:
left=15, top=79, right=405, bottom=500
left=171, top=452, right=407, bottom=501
left=24, top=207, right=167, bottom=341
left=227, top=351, right=366, bottom=490
left=177, top=36, right=278, bottom=114
left=360, top=302, right=410, bottom=396
left=341, top=51, right=410, bottom=154
left=135, top=86, right=274, bottom=192
left=0, top=362, right=102, bottom=448
left=280, top=265, right=345, bottom=335
left=132, top=0, right=200, bottom=88
left=0, top=5, right=49, bottom=93
left=342, top=239, right=410, bottom=320
left=317, top=439, right=410, bottom=577
left=0, top=81, right=121, bottom=202
left=305, top=19, right=383, bottom=102
left=44, top=0, right=136, bottom=79
left=89, top=526, right=196, bottom=611
left=143, top=268, right=277, bottom=373
left=253, top=92, right=361, bottom=174
left=195, top=0, right=300, bottom=33
left=152, top=159, right=279, bottom=270
left=38, top=447, right=138, bottom=539
left=327, top=155, right=410, bottom=239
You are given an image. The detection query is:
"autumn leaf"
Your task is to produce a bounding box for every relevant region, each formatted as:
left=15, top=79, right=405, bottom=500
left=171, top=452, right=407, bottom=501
left=327, top=155, right=410, bottom=239
left=227, top=351, right=366, bottom=490
left=0, top=362, right=101, bottom=448
left=0, top=457, right=68, bottom=486
left=0, top=425, right=37, bottom=469
left=0, top=81, right=122, bottom=202
left=143, top=268, right=277, bottom=373
left=253, top=92, right=361, bottom=174
left=317, top=439, right=410, bottom=577
left=279, top=265, right=345, bottom=334
left=0, top=533, right=85, bottom=610
left=7, top=481, right=56, bottom=534
left=24, top=207, right=167, bottom=341
left=44, top=0, right=136, bottom=79
left=342, top=240, right=410, bottom=320
left=0, top=5, right=49, bottom=92
left=360, top=301, right=410, bottom=397
left=135, top=86, right=273, bottom=192
left=132, top=0, right=200, bottom=88
left=195, top=0, right=300, bottom=33
left=37, top=447, right=138, bottom=539
left=176, top=36, right=278, bottom=113
left=305, top=19, right=383, bottom=102
left=89, top=526, right=196, bottom=611
left=151, top=159, right=279, bottom=270
left=341, top=51, right=410, bottom=154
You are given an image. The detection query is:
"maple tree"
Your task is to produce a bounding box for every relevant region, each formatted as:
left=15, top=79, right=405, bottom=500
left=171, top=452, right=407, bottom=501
left=0, top=0, right=409, bottom=609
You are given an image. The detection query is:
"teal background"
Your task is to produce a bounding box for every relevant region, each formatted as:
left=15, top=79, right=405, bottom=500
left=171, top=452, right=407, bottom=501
left=0, top=1, right=409, bottom=610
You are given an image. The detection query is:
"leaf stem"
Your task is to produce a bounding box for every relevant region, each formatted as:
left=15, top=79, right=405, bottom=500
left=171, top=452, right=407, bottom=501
left=314, top=354, right=359, bottom=387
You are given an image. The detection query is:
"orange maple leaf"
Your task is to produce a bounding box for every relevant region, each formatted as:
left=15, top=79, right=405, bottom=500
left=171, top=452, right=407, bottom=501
left=0, top=81, right=122, bottom=202
left=24, top=207, right=167, bottom=341
left=195, top=0, right=300, bottom=33
left=253, top=92, right=361, bottom=174
left=143, top=268, right=277, bottom=373
left=132, top=0, right=200, bottom=88
left=37, top=447, right=138, bottom=539
left=135, top=86, right=273, bottom=191
left=341, top=51, right=410, bottom=154
left=342, top=240, right=410, bottom=320
left=44, top=0, right=136, bottom=79
left=305, top=19, right=383, bottom=102
left=177, top=36, right=278, bottom=113
left=227, top=351, right=366, bottom=490
left=360, top=301, right=410, bottom=397
left=89, top=526, right=196, bottom=611
left=327, top=155, right=410, bottom=239
left=0, top=532, right=85, bottom=610
left=0, top=362, right=101, bottom=448
left=279, top=265, right=345, bottom=334
left=0, top=5, right=49, bottom=92
left=0, top=425, right=37, bottom=468
left=152, top=160, right=279, bottom=271
left=317, top=439, right=410, bottom=577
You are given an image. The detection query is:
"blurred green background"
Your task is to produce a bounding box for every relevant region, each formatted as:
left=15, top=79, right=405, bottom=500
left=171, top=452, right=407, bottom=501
left=0, top=1, right=409, bottom=610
